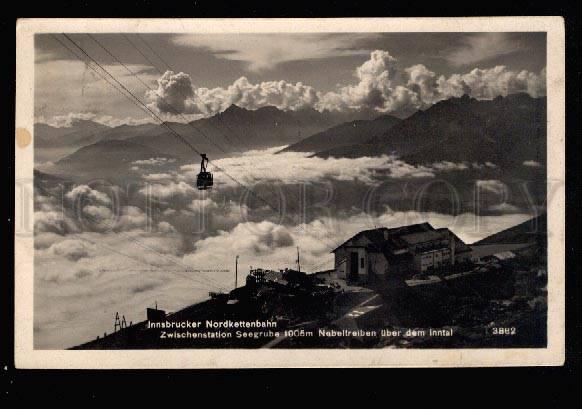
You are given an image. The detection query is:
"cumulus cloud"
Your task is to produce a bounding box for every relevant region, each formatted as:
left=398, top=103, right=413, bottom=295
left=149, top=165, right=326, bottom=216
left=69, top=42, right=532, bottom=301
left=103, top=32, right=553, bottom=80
left=179, top=147, right=435, bottom=188
left=430, top=161, right=469, bottom=171
left=35, top=112, right=103, bottom=128
left=435, top=73, right=471, bottom=100
left=182, top=221, right=296, bottom=269
left=317, top=53, right=545, bottom=113
left=157, top=221, right=177, bottom=233
left=36, top=184, right=158, bottom=235
left=405, top=64, right=441, bottom=106
left=35, top=232, right=65, bottom=250
left=404, top=64, right=546, bottom=106
left=318, top=50, right=422, bottom=114
left=429, top=161, right=497, bottom=171
left=475, top=179, right=508, bottom=196
left=65, top=185, right=112, bottom=206
left=196, top=76, right=319, bottom=114
left=487, top=203, right=521, bottom=213
left=131, top=158, right=176, bottom=166
left=142, top=173, right=175, bottom=182
left=50, top=239, right=93, bottom=261
left=81, top=205, right=115, bottom=230
left=59, top=189, right=152, bottom=233
left=34, top=229, right=190, bottom=348
left=523, top=160, right=542, bottom=167
left=146, top=71, right=202, bottom=115
left=79, top=205, right=153, bottom=233
left=201, top=199, right=250, bottom=229
left=182, top=209, right=535, bottom=274
left=188, top=197, right=219, bottom=212
left=472, top=162, right=498, bottom=170
left=35, top=194, right=57, bottom=212
left=144, top=51, right=546, bottom=118
left=153, top=196, right=251, bottom=236
left=116, top=206, right=150, bottom=231
left=34, top=210, right=79, bottom=235
left=167, top=148, right=503, bottom=193
left=148, top=52, right=402, bottom=117
left=209, top=221, right=292, bottom=254
left=162, top=208, right=177, bottom=216
left=139, top=181, right=197, bottom=200
left=35, top=112, right=156, bottom=128
left=147, top=71, right=320, bottom=115
left=438, top=66, right=546, bottom=100
left=94, top=115, right=157, bottom=127
left=34, top=194, right=79, bottom=235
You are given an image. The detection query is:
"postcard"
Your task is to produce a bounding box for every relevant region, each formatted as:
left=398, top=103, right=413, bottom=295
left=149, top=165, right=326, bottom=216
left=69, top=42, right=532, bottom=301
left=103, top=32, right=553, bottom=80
left=15, top=17, right=565, bottom=367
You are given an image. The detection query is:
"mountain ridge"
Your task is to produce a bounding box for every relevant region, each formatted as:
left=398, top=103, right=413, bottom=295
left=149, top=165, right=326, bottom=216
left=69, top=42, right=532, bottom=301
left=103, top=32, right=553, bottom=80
left=473, top=213, right=547, bottom=246
left=35, top=105, right=378, bottom=161
left=278, top=114, right=401, bottom=154
left=314, top=93, right=547, bottom=169
left=52, top=139, right=173, bottom=180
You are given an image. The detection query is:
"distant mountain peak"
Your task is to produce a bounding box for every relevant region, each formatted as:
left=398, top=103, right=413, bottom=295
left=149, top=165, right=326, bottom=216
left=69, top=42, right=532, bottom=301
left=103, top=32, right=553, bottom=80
left=34, top=118, right=109, bottom=130
left=280, top=114, right=401, bottom=154
left=501, top=92, right=536, bottom=103
left=292, top=106, right=320, bottom=114
left=313, top=92, right=546, bottom=167
left=373, top=113, right=400, bottom=122
left=222, top=104, right=247, bottom=114
left=444, top=94, right=476, bottom=105
left=89, top=139, right=143, bottom=147
left=71, top=118, right=107, bottom=127
left=255, top=105, right=282, bottom=112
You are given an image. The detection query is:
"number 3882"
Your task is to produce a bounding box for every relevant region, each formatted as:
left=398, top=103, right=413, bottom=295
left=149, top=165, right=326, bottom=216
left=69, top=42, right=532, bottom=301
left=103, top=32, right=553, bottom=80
left=491, top=327, right=517, bottom=335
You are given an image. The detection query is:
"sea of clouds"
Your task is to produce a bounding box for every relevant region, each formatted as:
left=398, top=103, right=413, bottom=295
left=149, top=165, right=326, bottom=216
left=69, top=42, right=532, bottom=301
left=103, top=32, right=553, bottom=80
left=32, top=147, right=541, bottom=349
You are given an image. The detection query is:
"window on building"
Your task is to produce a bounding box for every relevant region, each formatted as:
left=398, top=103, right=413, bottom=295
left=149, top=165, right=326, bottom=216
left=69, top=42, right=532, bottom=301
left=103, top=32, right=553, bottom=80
left=360, top=257, right=365, bottom=269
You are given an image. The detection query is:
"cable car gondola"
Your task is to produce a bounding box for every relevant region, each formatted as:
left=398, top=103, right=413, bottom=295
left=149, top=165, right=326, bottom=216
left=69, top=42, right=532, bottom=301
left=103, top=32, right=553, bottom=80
left=196, top=153, right=213, bottom=190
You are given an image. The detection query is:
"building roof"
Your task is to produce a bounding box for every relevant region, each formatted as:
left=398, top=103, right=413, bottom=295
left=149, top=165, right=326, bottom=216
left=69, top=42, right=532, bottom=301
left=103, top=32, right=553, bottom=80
left=400, top=230, right=446, bottom=245
left=332, top=223, right=472, bottom=257
left=332, top=223, right=433, bottom=253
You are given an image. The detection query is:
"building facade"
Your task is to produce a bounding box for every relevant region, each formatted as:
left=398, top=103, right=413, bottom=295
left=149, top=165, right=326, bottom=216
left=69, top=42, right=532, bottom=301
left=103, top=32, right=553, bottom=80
left=333, top=223, right=472, bottom=282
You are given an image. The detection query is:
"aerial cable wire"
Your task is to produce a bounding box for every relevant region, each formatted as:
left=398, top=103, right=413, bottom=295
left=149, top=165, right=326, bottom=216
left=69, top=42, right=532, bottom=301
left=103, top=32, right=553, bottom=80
left=53, top=33, right=356, bottom=272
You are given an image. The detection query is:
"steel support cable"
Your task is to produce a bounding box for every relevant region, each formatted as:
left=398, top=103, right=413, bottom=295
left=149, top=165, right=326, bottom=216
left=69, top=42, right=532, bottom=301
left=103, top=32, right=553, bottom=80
left=129, top=33, right=250, bottom=152
left=54, top=33, right=350, bottom=272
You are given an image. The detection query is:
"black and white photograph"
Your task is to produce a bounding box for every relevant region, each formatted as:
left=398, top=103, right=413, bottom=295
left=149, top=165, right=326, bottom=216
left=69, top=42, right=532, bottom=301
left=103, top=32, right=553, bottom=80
left=14, top=18, right=565, bottom=367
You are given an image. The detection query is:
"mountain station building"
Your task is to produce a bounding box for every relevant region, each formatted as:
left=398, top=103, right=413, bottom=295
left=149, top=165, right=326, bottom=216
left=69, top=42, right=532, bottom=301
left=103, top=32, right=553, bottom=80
left=332, top=223, right=472, bottom=281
